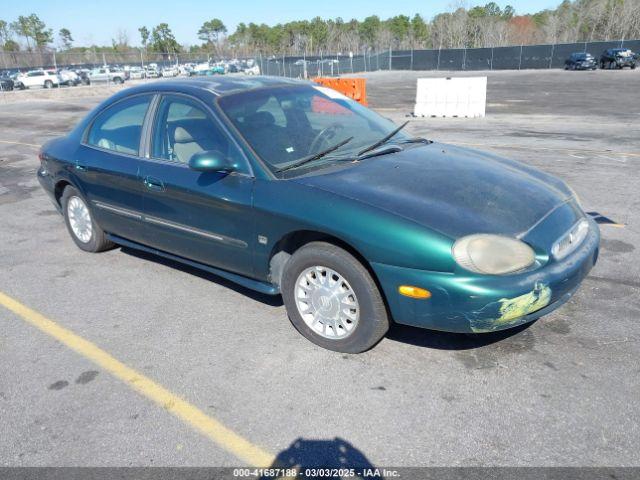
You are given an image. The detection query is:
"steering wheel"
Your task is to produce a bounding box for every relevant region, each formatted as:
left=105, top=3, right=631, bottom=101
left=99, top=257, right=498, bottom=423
left=308, top=123, right=344, bottom=154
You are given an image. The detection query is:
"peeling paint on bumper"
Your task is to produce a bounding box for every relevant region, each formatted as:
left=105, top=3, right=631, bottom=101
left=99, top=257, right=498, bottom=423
left=372, top=217, right=600, bottom=333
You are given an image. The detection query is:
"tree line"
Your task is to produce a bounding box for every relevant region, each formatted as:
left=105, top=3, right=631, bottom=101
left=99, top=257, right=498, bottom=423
left=2, top=0, right=640, bottom=59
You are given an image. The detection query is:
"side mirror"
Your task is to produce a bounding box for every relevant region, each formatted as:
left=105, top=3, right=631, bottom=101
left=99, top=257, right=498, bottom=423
left=188, top=151, right=236, bottom=173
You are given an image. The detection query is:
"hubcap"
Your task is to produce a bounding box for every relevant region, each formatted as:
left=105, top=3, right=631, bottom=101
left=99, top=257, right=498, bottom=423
left=67, top=196, right=92, bottom=243
left=295, top=266, right=359, bottom=339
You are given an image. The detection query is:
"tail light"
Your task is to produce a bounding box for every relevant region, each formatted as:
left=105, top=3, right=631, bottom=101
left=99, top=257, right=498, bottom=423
left=38, top=151, right=48, bottom=175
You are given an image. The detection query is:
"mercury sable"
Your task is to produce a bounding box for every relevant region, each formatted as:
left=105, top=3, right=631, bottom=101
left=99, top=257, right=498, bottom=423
left=37, top=77, right=599, bottom=353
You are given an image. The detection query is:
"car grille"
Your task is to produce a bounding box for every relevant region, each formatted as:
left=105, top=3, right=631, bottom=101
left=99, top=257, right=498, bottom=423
left=551, top=218, right=590, bottom=260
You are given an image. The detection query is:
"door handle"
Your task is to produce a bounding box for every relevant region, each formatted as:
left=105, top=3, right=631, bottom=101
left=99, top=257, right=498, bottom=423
left=144, top=176, right=165, bottom=192
left=75, top=164, right=87, bottom=171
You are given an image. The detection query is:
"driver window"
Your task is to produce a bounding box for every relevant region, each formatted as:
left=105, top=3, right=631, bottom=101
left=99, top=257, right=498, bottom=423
left=151, top=95, right=246, bottom=173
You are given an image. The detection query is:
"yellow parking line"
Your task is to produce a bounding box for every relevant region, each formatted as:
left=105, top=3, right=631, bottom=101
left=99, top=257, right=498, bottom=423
left=0, top=291, right=275, bottom=467
left=0, top=139, right=41, bottom=148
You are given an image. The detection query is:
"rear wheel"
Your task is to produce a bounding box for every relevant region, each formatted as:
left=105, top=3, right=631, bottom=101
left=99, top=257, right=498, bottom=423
left=44, top=80, right=53, bottom=88
left=61, top=186, right=114, bottom=252
left=281, top=242, right=389, bottom=353
left=113, top=77, right=123, bottom=84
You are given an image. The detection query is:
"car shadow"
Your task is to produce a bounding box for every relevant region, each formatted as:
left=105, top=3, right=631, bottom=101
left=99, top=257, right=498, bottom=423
left=385, top=321, right=533, bottom=350
left=119, top=246, right=284, bottom=307
left=262, top=437, right=382, bottom=479
left=119, top=246, right=531, bottom=350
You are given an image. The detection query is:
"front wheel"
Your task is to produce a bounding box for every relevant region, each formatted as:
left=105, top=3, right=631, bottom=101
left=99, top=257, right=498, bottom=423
left=44, top=80, right=53, bottom=88
left=281, top=242, right=389, bottom=353
left=61, top=186, right=114, bottom=252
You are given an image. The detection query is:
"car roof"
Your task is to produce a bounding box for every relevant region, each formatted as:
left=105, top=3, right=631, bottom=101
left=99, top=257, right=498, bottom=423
left=122, top=76, right=307, bottom=97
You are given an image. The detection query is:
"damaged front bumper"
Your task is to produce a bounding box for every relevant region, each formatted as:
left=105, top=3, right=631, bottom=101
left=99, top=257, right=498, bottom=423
left=372, top=217, right=600, bottom=333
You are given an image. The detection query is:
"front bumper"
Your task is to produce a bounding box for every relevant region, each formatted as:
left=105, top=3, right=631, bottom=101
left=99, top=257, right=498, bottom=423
left=372, top=217, right=600, bottom=333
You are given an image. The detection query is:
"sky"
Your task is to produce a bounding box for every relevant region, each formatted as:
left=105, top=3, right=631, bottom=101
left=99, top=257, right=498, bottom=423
left=2, top=0, right=561, bottom=47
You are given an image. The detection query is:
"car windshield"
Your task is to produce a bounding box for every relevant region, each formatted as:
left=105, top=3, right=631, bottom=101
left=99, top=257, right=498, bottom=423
left=217, top=84, right=409, bottom=174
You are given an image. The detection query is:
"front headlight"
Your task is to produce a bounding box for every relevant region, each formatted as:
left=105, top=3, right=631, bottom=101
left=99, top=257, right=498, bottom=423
left=452, top=234, right=535, bottom=275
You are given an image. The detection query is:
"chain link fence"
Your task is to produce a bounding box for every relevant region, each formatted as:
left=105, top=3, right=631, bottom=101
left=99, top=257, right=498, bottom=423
left=1, top=39, right=638, bottom=77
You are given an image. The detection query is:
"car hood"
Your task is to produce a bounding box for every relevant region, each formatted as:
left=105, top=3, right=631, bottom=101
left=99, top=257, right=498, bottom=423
left=294, top=143, right=574, bottom=239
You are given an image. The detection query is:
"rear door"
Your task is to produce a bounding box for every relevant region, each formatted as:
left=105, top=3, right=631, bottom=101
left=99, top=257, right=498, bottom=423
left=25, top=71, right=44, bottom=88
left=75, top=93, right=154, bottom=243
left=140, top=93, right=255, bottom=276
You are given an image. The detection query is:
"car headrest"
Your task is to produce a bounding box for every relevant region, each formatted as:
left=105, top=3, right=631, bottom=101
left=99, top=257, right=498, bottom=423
left=244, top=111, right=276, bottom=128
left=173, top=127, right=192, bottom=143
left=173, top=122, right=211, bottom=143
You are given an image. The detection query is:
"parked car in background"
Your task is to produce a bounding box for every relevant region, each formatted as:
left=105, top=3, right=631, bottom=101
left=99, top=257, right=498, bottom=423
left=0, top=76, right=14, bottom=92
left=191, top=62, right=211, bottom=75
left=58, top=69, right=81, bottom=86
left=74, top=69, right=91, bottom=85
left=564, top=52, right=597, bottom=70
left=0, top=74, right=14, bottom=91
left=128, top=66, right=146, bottom=79
left=599, top=48, right=637, bottom=69
left=89, top=67, right=126, bottom=84
left=178, top=65, right=193, bottom=76
left=15, top=69, right=60, bottom=89
left=161, top=66, right=179, bottom=77
left=191, top=63, right=225, bottom=76
left=242, top=61, right=260, bottom=75
left=37, top=77, right=599, bottom=353
left=145, top=66, right=160, bottom=78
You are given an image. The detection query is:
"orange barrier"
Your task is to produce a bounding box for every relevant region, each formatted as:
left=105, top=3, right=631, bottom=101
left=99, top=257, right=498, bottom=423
left=313, top=77, right=368, bottom=106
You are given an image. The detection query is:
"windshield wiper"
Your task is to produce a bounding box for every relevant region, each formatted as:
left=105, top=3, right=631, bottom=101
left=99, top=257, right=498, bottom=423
left=274, top=136, right=354, bottom=173
left=357, top=121, right=409, bottom=157
left=397, top=136, right=432, bottom=145
left=356, top=144, right=403, bottom=160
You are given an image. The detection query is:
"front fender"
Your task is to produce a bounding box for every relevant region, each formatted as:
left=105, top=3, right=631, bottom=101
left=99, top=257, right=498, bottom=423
left=252, top=179, right=456, bottom=280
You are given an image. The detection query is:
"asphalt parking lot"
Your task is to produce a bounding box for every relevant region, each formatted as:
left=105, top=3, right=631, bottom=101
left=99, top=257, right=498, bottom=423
left=1, top=69, right=639, bottom=468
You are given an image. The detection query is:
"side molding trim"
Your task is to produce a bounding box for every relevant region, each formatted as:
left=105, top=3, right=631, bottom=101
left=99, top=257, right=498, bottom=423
left=92, top=200, right=247, bottom=249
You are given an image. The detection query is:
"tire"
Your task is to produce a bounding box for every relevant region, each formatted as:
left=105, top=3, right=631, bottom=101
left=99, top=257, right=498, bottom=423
left=632, top=64, right=636, bottom=70
left=113, top=77, right=123, bottom=84
left=281, top=242, right=389, bottom=353
left=44, top=80, right=53, bottom=89
left=61, top=186, right=114, bottom=253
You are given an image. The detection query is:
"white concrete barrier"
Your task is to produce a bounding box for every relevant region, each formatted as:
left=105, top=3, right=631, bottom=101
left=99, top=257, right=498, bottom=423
left=413, top=77, right=487, bottom=118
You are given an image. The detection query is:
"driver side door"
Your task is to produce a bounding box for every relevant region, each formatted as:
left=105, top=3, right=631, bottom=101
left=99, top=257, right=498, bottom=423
left=140, top=94, right=255, bottom=277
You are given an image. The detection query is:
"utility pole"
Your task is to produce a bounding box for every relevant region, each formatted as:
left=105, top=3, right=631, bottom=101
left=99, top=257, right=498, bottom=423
left=518, top=44, right=523, bottom=70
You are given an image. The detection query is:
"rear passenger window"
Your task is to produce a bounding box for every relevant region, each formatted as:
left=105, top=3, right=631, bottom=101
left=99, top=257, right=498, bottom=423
left=87, top=95, right=151, bottom=155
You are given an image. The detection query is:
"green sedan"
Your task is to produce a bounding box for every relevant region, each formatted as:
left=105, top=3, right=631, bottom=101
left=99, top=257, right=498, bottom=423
left=37, top=76, right=599, bottom=353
